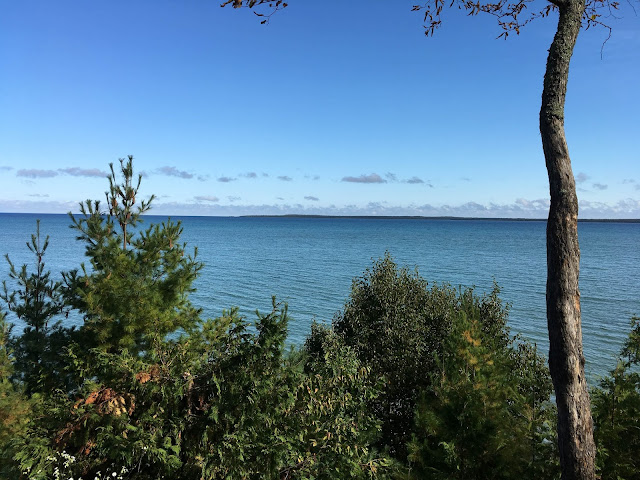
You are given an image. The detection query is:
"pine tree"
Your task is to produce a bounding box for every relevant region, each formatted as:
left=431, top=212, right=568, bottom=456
left=63, top=156, right=203, bottom=354
left=1, top=220, right=70, bottom=395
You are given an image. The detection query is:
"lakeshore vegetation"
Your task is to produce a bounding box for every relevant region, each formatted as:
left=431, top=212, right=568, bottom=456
left=0, top=159, right=638, bottom=479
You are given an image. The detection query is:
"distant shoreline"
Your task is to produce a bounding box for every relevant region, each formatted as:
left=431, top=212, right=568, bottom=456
left=1, top=212, right=638, bottom=223
left=241, top=214, right=640, bottom=223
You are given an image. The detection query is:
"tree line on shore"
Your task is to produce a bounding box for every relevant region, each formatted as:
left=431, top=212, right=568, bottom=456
left=0, top=158, right=638, bottom=479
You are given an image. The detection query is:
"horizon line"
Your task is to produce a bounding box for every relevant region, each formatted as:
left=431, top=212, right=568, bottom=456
left=1, top=212, right=638, bottom=223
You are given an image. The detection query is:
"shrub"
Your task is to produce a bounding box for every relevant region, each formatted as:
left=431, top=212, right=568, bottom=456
left=592, top=316, right=640, bottom=480
left=306, top=253, right=518, bottom=458
left=8, top=158, right=392, bottom=480
left=15, top=304, right=391, bottom=480
left=407, top=313, right=558, bottom=480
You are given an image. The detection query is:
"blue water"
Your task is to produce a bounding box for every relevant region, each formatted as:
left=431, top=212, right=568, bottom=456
left=0, top=213, right=638, bottom=382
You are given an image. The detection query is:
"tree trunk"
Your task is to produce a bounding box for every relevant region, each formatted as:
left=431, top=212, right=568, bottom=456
left=540, top=0, right=596, bottom=479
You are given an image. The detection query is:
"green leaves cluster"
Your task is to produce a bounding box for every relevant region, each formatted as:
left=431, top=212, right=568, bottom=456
left=592, top=316, right=640, bottom=480
left=408, top=316, right=557, bottom=480
left=14, top=303, right=388, bottom=480
left=0, top=312, right=31, bottom=478
left=306, top=254, right=558, bottom=477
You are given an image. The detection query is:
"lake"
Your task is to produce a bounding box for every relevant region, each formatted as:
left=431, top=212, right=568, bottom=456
left=1, top=213, right=638, bottom=382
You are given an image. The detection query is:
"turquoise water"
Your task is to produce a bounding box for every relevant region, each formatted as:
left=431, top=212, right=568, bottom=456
left=0, top=213, right=638, bottom=381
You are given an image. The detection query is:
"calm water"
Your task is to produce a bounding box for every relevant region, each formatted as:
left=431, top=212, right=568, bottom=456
left=0, top=213, right=638, bottom=382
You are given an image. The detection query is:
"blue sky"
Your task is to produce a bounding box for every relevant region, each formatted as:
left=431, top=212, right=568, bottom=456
left=1, top=0, right=638, bottom=218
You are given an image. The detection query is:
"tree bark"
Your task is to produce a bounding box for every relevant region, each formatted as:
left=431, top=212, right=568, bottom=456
left=540, top=1, right=596, bottom=479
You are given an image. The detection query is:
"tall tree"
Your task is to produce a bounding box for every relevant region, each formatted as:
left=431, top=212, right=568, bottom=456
left=63, top=156, right=203, bottom=355
left=221, top=1, right=631, bottom=478
left=538, top=1, right=595, bottom=478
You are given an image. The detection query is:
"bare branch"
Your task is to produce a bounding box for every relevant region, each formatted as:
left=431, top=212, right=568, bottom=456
left=220, top=0, right=288, bottom=24
left=412, top=0, right=623, bottom=38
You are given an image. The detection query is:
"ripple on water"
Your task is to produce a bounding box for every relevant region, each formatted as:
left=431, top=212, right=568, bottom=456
left=1, top=214, right=637, bottom=382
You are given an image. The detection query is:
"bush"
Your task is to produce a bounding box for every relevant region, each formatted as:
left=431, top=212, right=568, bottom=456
left=7, top=158, right=392, bottom=480
left=306, top=253, right=557, bottom=479
left=407, top=314, right=558, bottom=480
left=14, top=304, right=391, bottom=480
left=0, top=313, right=32, bottom=478
left=592, top=316, right=640, bottom=480
left=306, top=254, right=518, bottom=458
left=1, top=221, right=72, bottom=395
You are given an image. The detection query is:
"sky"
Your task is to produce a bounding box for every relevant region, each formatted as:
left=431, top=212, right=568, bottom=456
left=0, top=0, right=638, bottom=218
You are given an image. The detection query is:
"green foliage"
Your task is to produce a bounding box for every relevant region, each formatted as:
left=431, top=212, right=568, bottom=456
left=592, top=316, right=640, bottom=480
left=63, top=156, right=202, bottom=355
left=0, top=157, right=593, bottom=479
left=306, top=253, right=557, bottom=479
left=306, top=253, right=515, bottom=458
left=1, top=220, right=64, bottom=332
left=15, top=304, right=391, bottom=479
left=8, top=158, right=391, bottom=480
left=1, top=220, right=72, bottom=395
left=0, top=313, right=12, bottom=384
left=0, top=312, right=32, bottom=478
left=407, top=314, right=558, bottom=480
left=187, top=303, right=390, bottom=480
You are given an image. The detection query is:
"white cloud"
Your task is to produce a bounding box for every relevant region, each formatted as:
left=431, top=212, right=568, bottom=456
left=194, top=195, right=219, bottom=202
left=405, top=176, right=425, bottom=184
left=342, top=173, right=386, bottom=184
left=0, top=198, right=77, bottom=213
left=17, top=169, right=58, bottom=178
left=157, top=166, right=193, bottom=179
left=575, top=172, right=590, bottom=184
left=59, top=167, right=108, bottom=178
left=3, top=195, right=637, bottom=219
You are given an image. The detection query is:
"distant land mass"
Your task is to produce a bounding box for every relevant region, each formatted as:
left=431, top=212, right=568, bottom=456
left=242, top=214, right=640, bottom=223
